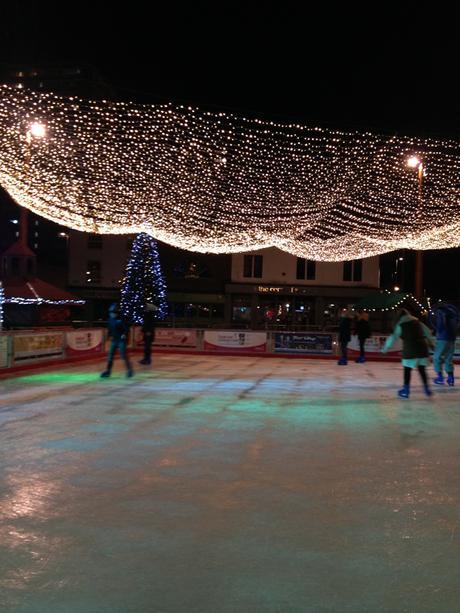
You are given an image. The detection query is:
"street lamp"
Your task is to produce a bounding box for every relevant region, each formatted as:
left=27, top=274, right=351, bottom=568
left=406, top=154, right=426, bottom=299
left=394, top=255, right=405, bottom=289
left=26, top=121, right=47, bottom=143
left=21, top=121, right=47, bottom=247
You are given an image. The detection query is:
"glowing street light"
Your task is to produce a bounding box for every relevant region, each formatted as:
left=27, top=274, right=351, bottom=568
left=407, top=155, right=421, bottom=169
left=26, top=121, right=47, bottom=143
left=21, top=121, right=48, bottom=247
left=406, top=155, right=426, bottom=299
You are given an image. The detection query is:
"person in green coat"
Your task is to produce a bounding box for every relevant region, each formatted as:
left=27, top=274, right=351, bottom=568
left=382, top=308, right=434, bottom=398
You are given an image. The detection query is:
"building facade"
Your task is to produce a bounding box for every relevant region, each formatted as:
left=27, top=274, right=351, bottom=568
left=227, top=248, right=380, bottom=329
left=67, top=233, right=380, bottom=328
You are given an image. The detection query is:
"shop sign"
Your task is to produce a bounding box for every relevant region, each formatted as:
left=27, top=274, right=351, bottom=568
left=275, top=332, right=333, bottom=354
left=66, top=329, right=103, bottom=356
left=13, top=332, right=65, bottom=362
left=204, top=330, right=267, bottom=352
left=256, top=285, right=309, bottom=294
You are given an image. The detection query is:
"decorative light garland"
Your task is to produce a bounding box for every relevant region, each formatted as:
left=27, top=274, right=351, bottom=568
left=0, top=282, right=4, bottom=331
left=365, top=290, right=427, bottom=313
left=3, top=297, right=85, bottom=305
left=0, top=85, right=459, bottom=261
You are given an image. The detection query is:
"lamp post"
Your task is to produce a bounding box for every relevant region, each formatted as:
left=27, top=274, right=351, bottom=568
left=406, top=155, right=425, bottom=299
left=21, top=121, right=47, bottom=247
left=394, top=255, right=404, bottom=290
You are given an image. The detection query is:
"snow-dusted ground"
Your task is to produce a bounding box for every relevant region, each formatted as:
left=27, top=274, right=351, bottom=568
left=1, top=355, right=459, bottom=612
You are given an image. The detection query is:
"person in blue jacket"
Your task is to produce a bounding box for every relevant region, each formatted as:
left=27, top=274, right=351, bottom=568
left=429, top=303, right=460, bottom=386
left=101, top=303, right=133, bottom=378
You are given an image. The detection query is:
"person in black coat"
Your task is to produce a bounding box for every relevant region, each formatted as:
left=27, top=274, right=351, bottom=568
left=101, top=303, right=133, bottom=378
left=354, top=310, right=372, bottom=363
left=139, top=303, right=158, bottom=365
left=337, top=309, right=353, bottom=365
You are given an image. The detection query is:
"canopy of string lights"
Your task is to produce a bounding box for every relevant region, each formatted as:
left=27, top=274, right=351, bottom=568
left=0, top=85, right=459, bottom=261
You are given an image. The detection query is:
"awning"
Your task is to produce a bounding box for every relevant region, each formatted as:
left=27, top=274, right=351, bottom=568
left=354, top=292, right=413, bottom=311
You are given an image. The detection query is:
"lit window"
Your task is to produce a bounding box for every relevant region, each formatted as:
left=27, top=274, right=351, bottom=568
left=86, top=260, right=101, bottom=283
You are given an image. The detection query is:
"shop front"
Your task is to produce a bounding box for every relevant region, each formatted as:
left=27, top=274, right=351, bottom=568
left=167, top=292, right=226, bottom=327
left=226, top=284, right=379, bottom=329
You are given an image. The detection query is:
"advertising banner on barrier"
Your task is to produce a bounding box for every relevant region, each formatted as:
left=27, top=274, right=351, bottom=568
left=13, top=331, right=65, bottom=362
left=274, top=332, right=334, bottom=354
left=66, top=329, right=104, bottom=356
left=0, top=335, right=10, bottom=368
left=454, top=338, right=460, bottom=358
left=132, top=327, right=198, bottom=348
left=204, top=330, right=267, bottom=352
left=348, top=334, right=402, bottom=357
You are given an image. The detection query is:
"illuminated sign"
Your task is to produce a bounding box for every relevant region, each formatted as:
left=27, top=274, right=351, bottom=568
left=256, top=286, right=308, bottom=294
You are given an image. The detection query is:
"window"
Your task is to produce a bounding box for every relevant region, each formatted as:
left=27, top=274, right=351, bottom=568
left=343, top=260, right=362, bottom=282
left=353, top=259, right=362, bottom=282
left=343, top=261, right=352, bottom=281
left=87, top=234, right=103, bottom=249
left=86, top=260, right=101, bottom=284
left=243, top=255, right=263, bottom=278
left=296, top=258, right=316, bottom=280
left=231, top=296, right=252, bottom=324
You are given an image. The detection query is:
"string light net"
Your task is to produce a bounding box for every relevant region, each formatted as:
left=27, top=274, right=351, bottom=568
left=0, top=85, right=459, bottom=261
left=120, top=233, right=167, bottom=324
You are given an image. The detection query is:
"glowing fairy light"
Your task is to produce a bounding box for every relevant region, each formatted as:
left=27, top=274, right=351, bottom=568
left=0, top=85, right=459, bottom=261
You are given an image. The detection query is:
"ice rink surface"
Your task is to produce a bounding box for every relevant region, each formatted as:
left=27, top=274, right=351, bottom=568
left=1, top=355, right=459, bottom=612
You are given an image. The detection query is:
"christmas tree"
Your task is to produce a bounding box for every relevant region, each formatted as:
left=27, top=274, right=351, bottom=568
left=120, top=233, right=167, bottom=324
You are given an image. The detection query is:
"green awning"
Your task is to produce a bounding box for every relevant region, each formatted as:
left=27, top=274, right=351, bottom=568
left=354, top=292, right=410, bottom=310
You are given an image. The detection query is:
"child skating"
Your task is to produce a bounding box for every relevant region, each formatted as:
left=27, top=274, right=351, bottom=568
left=381, top=308, right=434, bottom=398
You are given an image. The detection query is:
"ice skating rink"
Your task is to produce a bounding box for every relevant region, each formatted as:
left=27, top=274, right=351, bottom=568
left=1, top=354, right=459, bottom=612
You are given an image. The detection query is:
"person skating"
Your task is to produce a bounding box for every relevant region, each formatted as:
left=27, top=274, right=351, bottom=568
left=101, top=303, right=133, bottom=378
left=139, top=303, right=158, bottom=365
left=354, top=309, right=372, bottom=363
left=337, top=309, right=353, bottom=365
left=381, top=308, right=434, bottom=398
left=429, top=303, right=460, bottom=387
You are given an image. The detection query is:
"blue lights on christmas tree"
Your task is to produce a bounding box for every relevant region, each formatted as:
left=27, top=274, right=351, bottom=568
left=120, top=234, right=167, bottom=324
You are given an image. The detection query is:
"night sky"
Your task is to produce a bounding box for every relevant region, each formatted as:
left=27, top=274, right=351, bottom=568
left=0, top=2, right=459, bottom=297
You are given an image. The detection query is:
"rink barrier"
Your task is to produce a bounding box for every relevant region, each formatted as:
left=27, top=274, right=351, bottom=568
left=1, top=327, right=460, bottom=371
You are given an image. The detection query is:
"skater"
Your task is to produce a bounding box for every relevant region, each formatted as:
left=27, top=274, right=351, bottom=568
left=337, top=308, right=353, bottom=365
left=101, top=303, right=133, bottom=378
left=381, top=308, right=434, bottom=398
left=139, top=303, right=158, bottom=365
left=429, top=303, right=460, bottom=387
left=354, top=310, right=372, bottom=363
